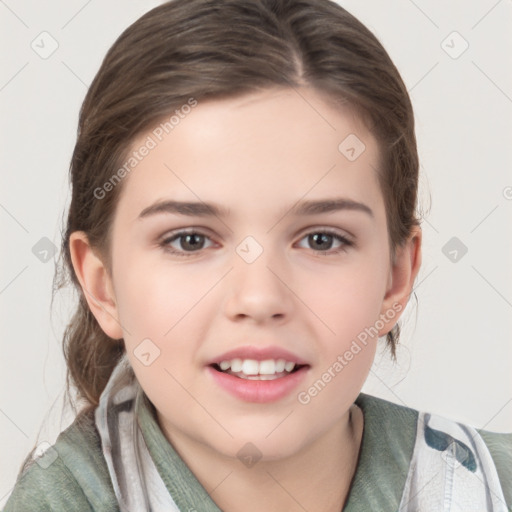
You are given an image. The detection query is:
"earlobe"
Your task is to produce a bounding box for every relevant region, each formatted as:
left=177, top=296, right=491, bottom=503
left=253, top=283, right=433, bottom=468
left=69, top=231, right=124, bottom=340
left=378, top=226, right=422, bottom=337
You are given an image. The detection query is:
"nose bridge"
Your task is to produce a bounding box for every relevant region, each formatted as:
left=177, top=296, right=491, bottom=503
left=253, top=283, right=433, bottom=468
left=223, top=235, right=292, bottom=321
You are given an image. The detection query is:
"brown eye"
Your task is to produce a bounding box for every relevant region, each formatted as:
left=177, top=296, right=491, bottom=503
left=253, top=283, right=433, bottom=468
left=308, top=233, right=335, bottom=251
left=175, top=233, right=206, bottom=251
left=296, top=230, right=353, bottom=254
left=161, top=230, right=215, bottom=256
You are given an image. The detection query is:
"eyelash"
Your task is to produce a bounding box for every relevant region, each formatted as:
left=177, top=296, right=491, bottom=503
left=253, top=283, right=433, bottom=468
left=159, top=228, right=354, bottom=258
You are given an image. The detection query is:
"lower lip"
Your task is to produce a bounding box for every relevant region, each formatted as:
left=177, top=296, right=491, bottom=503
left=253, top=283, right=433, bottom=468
left=206, top=366, right=309, bottom=403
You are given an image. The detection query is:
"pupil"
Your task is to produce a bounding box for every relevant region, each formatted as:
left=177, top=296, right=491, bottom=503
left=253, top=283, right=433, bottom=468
left=182, top=234, right=204, bottom=251
left=310, top=233, right=332, bottom=250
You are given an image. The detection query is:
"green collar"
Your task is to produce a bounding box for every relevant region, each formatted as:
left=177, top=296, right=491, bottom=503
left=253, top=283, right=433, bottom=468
left=344, top=393, right=418, bottom=511
left=136, top=392, right=222, bottom=510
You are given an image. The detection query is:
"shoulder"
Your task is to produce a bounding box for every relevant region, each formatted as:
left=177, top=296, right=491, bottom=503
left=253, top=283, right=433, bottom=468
left=355, top=392, right=418, bottom=422
left=356, top=391, right=512, bottom=459
left=355, top=392, right=420, bottom=453
left=3, top=408, right=119, bottom=512
left=355, top=393, right=512, bottom=510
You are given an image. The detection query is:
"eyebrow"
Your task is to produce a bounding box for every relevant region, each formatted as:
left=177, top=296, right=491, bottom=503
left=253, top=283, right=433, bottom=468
left=291, top=198, right=373, bottom=217
left=138, top=197, right=374, bottom=220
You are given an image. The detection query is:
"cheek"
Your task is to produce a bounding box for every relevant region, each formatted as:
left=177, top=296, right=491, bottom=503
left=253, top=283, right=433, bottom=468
left=298, top=256, right=388, bottom=342
left=113, top=255, right=208, bottom=339
left=113, top=259, right=208, bottom=412
left=112, top=256, right=218, bottom=383
left=297, top=264, right=383, bottom=410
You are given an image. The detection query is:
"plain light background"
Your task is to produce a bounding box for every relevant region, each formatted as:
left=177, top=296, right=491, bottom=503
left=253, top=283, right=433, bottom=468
left=1, top=0, right=511, bottom=504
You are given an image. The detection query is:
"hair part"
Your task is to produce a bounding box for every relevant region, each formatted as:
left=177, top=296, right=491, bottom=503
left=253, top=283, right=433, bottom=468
left=57, top=0, right=420, bottom=410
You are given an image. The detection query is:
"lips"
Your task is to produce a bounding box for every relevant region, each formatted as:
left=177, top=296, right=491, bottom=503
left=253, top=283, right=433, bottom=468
left=205, top=346, right=310, bottom=402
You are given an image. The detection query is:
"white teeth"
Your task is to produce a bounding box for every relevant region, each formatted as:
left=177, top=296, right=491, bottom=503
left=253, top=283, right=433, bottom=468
left=242, top=359, right=259, bottom=375
left=230, top=358, right=243, bottom=372
left=259, top=359, right=276, bottom=375
left=219, top=360, right=230, bottom=371
left=275, top=359, right=286, bottom=373
left=284, top=361, right=295, bottom=372
left=240, top=374, right=280, bottom=380
left=215, top=357, right=298, bottom=377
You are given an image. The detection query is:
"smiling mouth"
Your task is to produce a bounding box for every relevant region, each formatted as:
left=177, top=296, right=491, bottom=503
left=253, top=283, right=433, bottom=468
left=210, top=359, right=308, bottom=381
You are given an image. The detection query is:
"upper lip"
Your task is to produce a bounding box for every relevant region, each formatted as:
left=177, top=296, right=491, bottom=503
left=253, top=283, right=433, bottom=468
left=207, top=346, right=310, bottom=366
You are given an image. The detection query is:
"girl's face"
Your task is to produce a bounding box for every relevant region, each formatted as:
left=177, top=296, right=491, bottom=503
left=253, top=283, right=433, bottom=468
left=81, top=87, right=419, bottom=461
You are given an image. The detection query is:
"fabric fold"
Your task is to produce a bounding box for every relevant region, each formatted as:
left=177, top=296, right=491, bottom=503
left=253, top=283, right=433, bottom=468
left=398, top=411, right=508, bottom=511
left=95, top=353, right=180, bottom=512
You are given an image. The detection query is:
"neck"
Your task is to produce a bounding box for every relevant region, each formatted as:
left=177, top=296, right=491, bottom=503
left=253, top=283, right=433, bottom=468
left=160, top=404, right=364, bottom=512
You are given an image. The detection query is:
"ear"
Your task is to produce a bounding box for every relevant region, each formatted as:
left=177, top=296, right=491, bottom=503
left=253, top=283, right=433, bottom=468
left=378, top=225, right=422, bottom=337
left=69, top=231, right=124, bottom=340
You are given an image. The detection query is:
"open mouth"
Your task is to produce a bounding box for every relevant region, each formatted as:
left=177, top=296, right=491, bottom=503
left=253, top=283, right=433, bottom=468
left=210, top=359, right=308, bottom=381
left=207, top=356, right=310, bottom=402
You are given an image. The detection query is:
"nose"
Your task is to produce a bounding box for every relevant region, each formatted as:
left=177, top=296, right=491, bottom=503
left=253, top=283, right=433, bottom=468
left=222, top=247, right=294, bottom=324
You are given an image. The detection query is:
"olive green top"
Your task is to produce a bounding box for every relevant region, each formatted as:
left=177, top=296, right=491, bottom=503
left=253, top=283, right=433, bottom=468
left=3, top=393, right=511, bottom=511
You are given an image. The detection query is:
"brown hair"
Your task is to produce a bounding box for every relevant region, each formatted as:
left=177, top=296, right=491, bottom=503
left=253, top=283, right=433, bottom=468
left=57, top=0, right=420, bottom=411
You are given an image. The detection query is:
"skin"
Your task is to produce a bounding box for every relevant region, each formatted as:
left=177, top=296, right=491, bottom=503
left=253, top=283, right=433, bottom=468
left=70, top=86, right=421, bottom=511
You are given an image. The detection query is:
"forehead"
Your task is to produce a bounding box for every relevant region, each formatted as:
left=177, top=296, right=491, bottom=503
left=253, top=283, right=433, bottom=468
left=115, top=87, right=384, bottom=221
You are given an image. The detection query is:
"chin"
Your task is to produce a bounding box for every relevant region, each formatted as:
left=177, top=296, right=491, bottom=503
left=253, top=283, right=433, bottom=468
left=217, top=425, right=313, bottom=463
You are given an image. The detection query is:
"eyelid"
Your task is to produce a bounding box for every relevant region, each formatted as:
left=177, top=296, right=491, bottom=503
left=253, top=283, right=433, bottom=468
left=296, top=225, right=355, bottom=243
left=159, top=226, right=352, bottom=240
left=159, top=226, right=214, bottom=241
left=158, top=227, right=215, bottom=247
